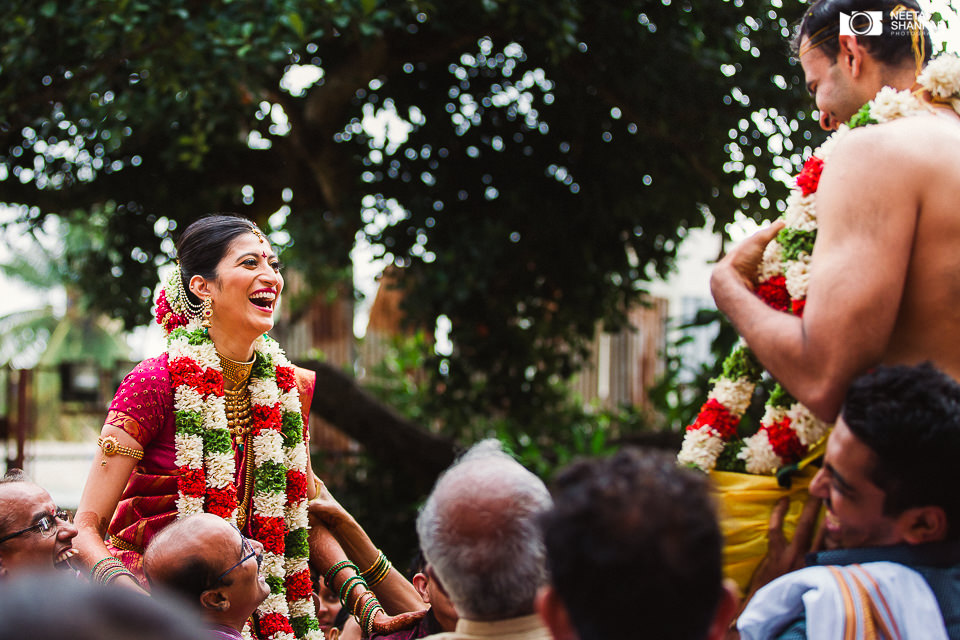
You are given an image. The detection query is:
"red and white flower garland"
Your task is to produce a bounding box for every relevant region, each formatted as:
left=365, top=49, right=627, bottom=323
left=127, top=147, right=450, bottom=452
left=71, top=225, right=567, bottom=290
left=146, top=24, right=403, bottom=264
left=159, top=268, right=322, bottom=640
left=677, top=73, right=944, bottom=474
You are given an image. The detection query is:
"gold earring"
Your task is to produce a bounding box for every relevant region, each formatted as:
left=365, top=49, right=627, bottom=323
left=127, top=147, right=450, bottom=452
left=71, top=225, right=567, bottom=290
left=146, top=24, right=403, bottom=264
left=201, top=298, right=213, bottom=329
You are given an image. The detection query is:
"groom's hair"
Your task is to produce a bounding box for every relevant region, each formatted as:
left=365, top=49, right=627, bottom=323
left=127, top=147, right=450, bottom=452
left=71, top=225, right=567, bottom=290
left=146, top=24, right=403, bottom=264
left=792, top=0, right=932, bottom=68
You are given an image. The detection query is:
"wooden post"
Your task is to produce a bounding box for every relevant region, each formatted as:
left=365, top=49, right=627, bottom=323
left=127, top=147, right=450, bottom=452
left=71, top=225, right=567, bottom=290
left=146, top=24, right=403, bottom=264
left=13, top=369, right=32, bottom=471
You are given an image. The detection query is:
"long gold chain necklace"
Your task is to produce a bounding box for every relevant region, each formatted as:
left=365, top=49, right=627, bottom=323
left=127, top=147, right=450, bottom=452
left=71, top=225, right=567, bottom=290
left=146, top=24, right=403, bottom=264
left=218, top=351, right=254, bottom=444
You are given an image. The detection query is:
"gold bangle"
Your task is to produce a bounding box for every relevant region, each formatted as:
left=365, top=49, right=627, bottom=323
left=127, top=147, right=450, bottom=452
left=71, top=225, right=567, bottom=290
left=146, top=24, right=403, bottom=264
left=98, top=435, right=144, bottom=461
left=360, top=551, right=386, bottom=579
left=367, top=559, right=392, bottom=587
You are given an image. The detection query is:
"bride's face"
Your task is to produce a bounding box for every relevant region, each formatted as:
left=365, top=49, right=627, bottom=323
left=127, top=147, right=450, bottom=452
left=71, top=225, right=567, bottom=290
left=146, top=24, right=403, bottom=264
left=207, top=233, right=283, bottom=340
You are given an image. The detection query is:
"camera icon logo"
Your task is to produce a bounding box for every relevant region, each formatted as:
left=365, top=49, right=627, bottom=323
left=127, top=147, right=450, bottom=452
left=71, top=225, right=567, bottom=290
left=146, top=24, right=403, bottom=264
left=839, top=11, right=884, bottom=36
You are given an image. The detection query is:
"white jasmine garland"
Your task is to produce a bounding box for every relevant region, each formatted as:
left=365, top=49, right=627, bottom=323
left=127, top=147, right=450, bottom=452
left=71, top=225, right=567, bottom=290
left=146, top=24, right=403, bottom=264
left=918, top=54, right=960, bottom=99
left=787, top=404, right=830, bottom=446
left=165, top=321, right=318, bottom=639
left=285, top=555, right=310, bottom=575
left=253, top=431, right=286, bottom=464
left=282, top=391, right=302, bottom=414
left=167, top=334, right=191, bottom=356
left=815, top=124, right=849, bottom=162
left=678, top=427, right=725, bottom=472
left=260, top=592, right=290, bottom=615
left=289, top=599, right=315, bottom=618
left=285, top=502, right=310, bottom=530
left=739, top=433, right=781, bottom=475
left=784, top=254, right=812, bottom=300
left=206, top=453, right=236, bottom=487
left=249, top=377, right=282, bottom=405
left=261, top=552, right=285, bottom=577
left=192, top=342, right=219, bottom=370
left=760, top=405, right=789, bottom=426
left=175, top=386, right=205, bottom=413
left=709, top=378, right=756, bottom=416
left=783, top=192, right=817, bottom=231
left=203, top=397, right=228, bottom=430
left=253, top=492, right=288, bottom=518
left=869, top=86, right=925, bottom=122
left=176, top=495, right=205, bottom=516
left=759, top=242, right=784, bottom=281
left=284, top=445, right=308, bottom=470
left=175, top=434, right=205, bottom=468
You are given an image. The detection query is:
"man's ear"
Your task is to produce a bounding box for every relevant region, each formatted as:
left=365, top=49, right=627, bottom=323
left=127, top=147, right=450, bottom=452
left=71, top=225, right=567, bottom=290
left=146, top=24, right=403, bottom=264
left=836, top=34, right=865, bottom=76
left=535, top=586, right=577, bottom=640
left=900, top=505, right=949, bottom=545
left=412, top=572, right=430, bottom=602
left=708, top=581, right=740, bottom=640
left=200, top=588, right=230, bottom=613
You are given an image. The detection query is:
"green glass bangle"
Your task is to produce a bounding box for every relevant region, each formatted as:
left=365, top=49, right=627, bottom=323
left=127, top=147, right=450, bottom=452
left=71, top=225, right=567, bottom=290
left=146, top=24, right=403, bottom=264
left=324, top=560, right=358, bottom=587
left=365, top=604, right=384, bottom=637
left=358, top=594, right=379, bottom=622
left=338, top=574, right=366, bottom=605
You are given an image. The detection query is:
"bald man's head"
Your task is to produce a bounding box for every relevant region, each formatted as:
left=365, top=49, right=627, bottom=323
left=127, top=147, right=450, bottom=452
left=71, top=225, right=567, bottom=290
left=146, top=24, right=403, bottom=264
left=145, top=514, right=268, bottom=630
left=145, top=514, right=226, bottom=595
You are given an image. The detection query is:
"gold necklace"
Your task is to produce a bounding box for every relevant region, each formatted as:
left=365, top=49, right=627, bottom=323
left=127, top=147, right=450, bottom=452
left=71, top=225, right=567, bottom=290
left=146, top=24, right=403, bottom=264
left=218, top=351, right=254, bottom=443
left=219, top=352, right=255, bottom=387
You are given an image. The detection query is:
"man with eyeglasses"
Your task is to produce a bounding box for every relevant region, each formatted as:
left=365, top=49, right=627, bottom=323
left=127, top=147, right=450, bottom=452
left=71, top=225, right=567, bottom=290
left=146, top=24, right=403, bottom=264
left=144, top=513, right=269, bottom=639
left=0, top=469, right=79, bottom=578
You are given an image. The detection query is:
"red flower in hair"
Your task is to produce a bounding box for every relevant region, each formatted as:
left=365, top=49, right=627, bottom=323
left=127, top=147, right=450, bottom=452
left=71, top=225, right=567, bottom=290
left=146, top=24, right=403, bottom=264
left=155, top=289, right=173, bottom=324
left=766, top=417, right=805, bottom=463
left=275, top=366, right=296, bottom=393
left=285, top=569, right=313, bottom=600
left=756, top=275, right=791, bottom=312
left=206, top=485, right=238, bottom=518
left=251, top=515, right=285, bottom=554
left=178, top=466, right=206, bottom=496
left=286, top=470, right=308, bottom=503
left=692, top=398, right=741, bottom=439
left=796, top=156, right=825, bottom=196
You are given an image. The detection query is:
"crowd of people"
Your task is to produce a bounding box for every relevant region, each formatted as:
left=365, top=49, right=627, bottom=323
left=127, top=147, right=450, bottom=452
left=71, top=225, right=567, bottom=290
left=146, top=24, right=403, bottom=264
left=3, top=0, right=960, bottom=638
left=4, top=361, right=960, bottom=639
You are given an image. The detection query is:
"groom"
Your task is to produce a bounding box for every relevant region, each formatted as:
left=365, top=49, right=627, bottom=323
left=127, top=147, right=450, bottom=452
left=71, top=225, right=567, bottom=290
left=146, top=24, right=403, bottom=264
left=711, top=0, right=960, bottom=424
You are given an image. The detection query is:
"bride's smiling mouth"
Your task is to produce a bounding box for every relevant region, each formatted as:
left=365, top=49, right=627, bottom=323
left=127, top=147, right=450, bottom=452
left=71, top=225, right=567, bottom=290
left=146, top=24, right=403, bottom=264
left=249, top=289, right=277, bottom=311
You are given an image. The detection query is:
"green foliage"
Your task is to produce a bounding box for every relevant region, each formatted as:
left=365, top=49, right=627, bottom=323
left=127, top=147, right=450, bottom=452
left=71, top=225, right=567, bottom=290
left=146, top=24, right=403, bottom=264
left=777, top=227, right=816, bottom=261
left=1, top=0, right=823, bottom=435
left=340, top=330, right=664, bottom=562
left=364, top=331, right=656, bottom=477
left=647, top=307, right=738, bottom=430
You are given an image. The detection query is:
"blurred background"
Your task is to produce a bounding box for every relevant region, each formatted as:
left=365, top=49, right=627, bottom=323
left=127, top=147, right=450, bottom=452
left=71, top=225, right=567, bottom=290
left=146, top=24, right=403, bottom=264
left=1, top=0, right=957, bottom=562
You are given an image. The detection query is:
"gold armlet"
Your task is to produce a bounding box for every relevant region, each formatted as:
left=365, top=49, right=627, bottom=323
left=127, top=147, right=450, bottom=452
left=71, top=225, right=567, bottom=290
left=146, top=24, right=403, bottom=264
left=98, top=435, right=144, bottom=461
